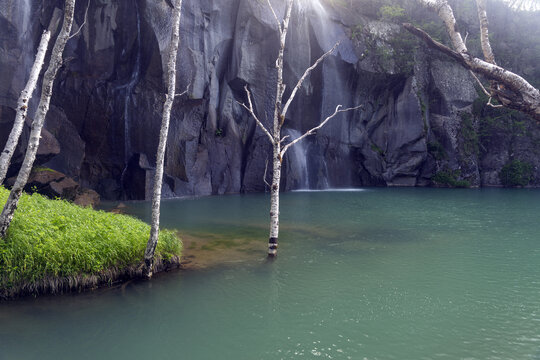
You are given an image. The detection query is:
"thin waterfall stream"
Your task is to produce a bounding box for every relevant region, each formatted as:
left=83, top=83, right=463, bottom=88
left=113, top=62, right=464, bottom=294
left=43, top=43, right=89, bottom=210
left=117, top=0, right=142, bottom=191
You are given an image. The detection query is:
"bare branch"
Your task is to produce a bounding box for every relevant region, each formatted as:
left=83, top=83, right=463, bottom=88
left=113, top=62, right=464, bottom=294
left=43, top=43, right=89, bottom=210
left=282, top=41, right=341, bottom=118
left=68, top=0, right=91, bottom=40
left=281, top=104, right=362, bottom=156
left=280, top=135, right=290, bottom=144
left=266, top=0, right=282, bottom=34
left=403, top=23, right=464, bottom=64
left=263, top=157, right=271, bottom=189
left=469, top=70, right=491, bottom=97
left=469, top=71, right=503, bottom=108
left=487, top=97, right=503, bottom=108
left=238, top=85, right=275, bottom=144
left=175, top=83, right=190, bottom=97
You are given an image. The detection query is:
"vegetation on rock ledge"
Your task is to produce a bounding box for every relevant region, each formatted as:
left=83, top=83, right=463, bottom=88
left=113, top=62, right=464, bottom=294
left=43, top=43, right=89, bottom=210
left=433, top=168, right=470, bottom=188
left=500, top=160, right=534, bottom=187
left=0, top=186, right=182, bottom=299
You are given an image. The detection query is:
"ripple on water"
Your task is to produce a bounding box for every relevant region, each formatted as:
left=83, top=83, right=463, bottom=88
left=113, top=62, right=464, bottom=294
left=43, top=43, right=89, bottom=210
left=3, top=189, right=540, bottom=359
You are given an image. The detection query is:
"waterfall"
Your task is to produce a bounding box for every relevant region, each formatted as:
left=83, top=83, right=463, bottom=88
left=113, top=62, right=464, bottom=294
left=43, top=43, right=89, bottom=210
left=18, top=0, right=31, bottom=42
left=284, top=129, right=309, bottom=190
left=116, top=1, right=142, bottom=182
left=10, top=0, right=34, bottom=99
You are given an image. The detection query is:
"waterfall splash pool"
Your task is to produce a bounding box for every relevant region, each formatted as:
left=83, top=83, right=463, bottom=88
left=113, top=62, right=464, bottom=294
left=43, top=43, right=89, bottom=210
left=2, top=188, right=540, bottom=359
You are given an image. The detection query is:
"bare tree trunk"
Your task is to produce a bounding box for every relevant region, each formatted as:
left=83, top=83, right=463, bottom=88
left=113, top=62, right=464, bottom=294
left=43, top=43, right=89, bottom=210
left=0, top=31, right=51, bottom=184
left=144, top=0, right=183, bottom=277
left=264, top=0, right=293, bottom=257
left=0, top=0, right=76, bottom=239
left=476, top=0, right=496, bottom=65
left=405, top=0, right=540, bottom=120
left=240, top=0, right=361, bottom=257
left=268, top=142, right=281, bottom=256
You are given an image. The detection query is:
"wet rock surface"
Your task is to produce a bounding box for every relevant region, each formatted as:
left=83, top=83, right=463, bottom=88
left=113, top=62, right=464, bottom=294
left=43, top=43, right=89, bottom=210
left=1, top=0, right=539, bottom=199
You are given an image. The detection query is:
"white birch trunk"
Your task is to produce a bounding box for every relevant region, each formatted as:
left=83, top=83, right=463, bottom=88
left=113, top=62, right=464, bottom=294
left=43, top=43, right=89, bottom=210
left=144, top=0, right=183, bottom=277
left=265, top=0, right=293, bottom=257
left=0, top=31, right=51, bottom=184
left=0, top=0, right=76, bottom=239
left=268, top=142, right=281, bottom=256
left=476, top=0, right=496, bottom=65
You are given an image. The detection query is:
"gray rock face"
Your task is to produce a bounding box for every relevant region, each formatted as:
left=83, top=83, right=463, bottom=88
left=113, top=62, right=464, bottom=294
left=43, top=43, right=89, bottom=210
left=1, top=0, right=538, bottom=199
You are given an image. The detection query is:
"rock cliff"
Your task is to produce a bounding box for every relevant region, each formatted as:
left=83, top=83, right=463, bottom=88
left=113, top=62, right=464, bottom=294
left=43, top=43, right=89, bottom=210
left=0, top=0, right=538, bottom=199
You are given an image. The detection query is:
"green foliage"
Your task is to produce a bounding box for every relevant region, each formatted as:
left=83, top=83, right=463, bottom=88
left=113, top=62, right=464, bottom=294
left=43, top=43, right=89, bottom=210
left=427, top=140, right=447, bottom=161
left=371, top=143, right=385, bottom=157
left=433, top=168, right=470, bottom=188
left=473, top=89, right=530, bottom=149
left=32, top=167, right=55, bottom=173
left=499, top=160, right=534, bottom=187
left=350, top=24, right=363, bottom=41
left=379, top=5, right=407, bottom=23
left=417, top=91, right=428, bottom=132
left=0, top=187, right=182, bottom=289
left=417, top=21, right=448, bottom=44
left=459, top=111, right=479, bottom=156
left=215, top=128, right=224, bottom=137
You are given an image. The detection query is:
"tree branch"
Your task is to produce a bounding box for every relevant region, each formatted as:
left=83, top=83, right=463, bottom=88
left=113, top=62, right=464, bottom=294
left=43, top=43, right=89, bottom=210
left=263, top=157, right=271, bottom=189
left=238, top=85, right=275, bottom=144
left=403, top=23, right=465, bottom=64
left=281, top=104, right=362, bottom=156
left=266, top=0, right=282, bottom=34
left=68, top=0, right=91, bottom=40
left=404, top=22, right=540, bottom=120
left=476, top=0, right=496, bottom=65
left=282, top=41, right=341, bottom=118
left=175, top=83, right=190, bottom=97
left=469, top=70, right=490, bottom=97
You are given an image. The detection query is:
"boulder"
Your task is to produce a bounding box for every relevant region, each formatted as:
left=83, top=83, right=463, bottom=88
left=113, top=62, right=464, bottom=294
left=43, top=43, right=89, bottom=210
left=74, top=188, right=100, bottom=208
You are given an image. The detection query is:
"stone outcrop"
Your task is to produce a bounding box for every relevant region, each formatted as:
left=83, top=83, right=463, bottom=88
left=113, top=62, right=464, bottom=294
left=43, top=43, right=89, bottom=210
left=0, top=0, right=538, bottom=199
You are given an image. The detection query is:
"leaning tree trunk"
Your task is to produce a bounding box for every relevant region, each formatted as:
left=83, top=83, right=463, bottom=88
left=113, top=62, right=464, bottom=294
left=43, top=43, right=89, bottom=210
left=405, top=0, right=540, bottom=120
left=0, top=0, right=76, bottom=239
left=144, top=0, right=183, bottom=277
left=0, top=31, right=51, bottom=184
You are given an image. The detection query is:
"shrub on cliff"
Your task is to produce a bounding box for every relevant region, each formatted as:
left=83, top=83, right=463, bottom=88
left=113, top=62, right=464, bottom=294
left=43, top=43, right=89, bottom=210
left=500, top=160, right=534, bottom=187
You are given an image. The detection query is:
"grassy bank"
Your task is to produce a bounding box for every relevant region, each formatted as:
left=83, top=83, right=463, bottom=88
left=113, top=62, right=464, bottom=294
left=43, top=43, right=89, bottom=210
left=0, top=186, right=182, bottom=299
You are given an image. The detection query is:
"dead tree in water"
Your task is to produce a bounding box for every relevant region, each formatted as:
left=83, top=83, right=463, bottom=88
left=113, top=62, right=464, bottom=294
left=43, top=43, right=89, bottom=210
left=0, top=31, right=51, bottom=184
left=144, top=0, right=185, bottom=277
left=404, top=0, right=540, bottom=121
left=239, top=0, right=361, bottom=257
left=0, top=0, right=77, bottom=239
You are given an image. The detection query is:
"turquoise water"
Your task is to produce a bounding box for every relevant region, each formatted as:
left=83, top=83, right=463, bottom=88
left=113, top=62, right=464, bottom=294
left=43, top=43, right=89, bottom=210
left=1, top=188, right=540, bottom=359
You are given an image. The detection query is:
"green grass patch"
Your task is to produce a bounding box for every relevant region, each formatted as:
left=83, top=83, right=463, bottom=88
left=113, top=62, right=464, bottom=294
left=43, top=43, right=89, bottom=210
left=0, top=186, right=182, bottom=298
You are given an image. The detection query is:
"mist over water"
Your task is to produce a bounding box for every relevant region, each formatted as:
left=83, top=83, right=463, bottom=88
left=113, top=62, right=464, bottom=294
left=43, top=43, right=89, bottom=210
left=2, top=188, right=540, bottom=359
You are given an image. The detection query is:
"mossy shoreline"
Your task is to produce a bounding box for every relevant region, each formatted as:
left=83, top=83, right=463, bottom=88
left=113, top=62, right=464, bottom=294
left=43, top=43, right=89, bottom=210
left=0, top=187, right=182, bottom=300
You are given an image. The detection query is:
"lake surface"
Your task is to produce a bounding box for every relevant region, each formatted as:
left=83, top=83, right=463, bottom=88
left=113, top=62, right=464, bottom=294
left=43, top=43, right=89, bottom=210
left=1, top=188, right=540, bottom=359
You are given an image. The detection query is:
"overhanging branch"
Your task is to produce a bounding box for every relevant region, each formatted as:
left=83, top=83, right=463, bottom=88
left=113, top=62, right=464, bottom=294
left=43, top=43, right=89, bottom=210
left=282, top=41, right=341, bottom=118
left=281, top=104, right=362, bottom=157
left=238, top=85, right=275, bottom=144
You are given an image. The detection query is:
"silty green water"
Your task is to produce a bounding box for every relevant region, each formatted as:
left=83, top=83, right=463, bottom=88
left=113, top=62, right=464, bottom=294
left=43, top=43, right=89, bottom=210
left=1, top=188, right=540, bottom=359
